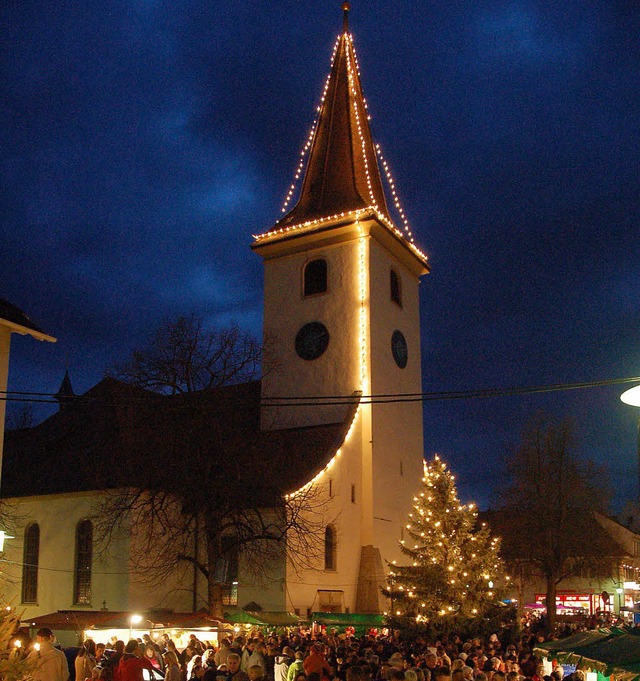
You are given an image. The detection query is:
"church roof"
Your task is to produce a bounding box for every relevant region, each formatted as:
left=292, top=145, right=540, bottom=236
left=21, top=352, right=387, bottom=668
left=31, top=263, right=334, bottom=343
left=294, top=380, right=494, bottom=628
left=0, top=297, right=56, bottom=342
left=1, top=377, right=358, bottom=501
left=252, top=4, right=429, bottom=272
left=278, top=3, right=389, bottom=228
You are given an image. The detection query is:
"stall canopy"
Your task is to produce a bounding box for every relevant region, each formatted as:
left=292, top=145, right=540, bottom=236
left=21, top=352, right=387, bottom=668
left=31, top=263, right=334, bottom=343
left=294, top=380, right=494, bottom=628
left=535, top=627, right=640, bottom=680
left=24, top=610, right=225, bottom=632
left=311, top=612, right=386, bottom=628
left=223, top=611, right=301, bottom=627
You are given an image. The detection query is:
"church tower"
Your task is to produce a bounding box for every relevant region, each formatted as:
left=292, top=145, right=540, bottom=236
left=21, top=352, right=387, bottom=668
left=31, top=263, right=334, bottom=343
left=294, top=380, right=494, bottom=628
left=252, top=3, right=429, bottom=613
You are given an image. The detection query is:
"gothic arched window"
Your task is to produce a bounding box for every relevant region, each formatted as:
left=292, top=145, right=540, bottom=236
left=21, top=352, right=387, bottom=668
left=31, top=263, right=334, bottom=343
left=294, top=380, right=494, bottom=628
left=74, top=519, right=93, bottom=605
left=21, top=523, right=39, bottom=604
left=304, top=259, right=328, bottom=297
left=324, top=524, right=337, bottom=571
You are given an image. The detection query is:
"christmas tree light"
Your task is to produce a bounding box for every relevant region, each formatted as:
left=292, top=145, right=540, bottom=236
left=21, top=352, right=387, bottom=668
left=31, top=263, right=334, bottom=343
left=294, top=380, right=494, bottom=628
left=384, top=454, right=508, bottom=623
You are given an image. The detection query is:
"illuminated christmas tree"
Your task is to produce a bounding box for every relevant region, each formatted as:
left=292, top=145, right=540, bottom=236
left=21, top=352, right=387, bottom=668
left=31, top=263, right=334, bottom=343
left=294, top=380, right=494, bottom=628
left=385, top=454, right=508, bottom=623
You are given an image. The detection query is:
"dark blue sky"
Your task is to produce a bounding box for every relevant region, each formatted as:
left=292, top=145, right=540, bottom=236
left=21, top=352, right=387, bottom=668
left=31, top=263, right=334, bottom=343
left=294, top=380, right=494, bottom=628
left=2, top=1, right=639, bottom=509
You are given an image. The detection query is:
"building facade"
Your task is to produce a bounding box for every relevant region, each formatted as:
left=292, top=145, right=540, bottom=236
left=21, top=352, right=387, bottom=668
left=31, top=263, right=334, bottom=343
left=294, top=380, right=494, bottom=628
left=0, top=5, right=428, bottom=624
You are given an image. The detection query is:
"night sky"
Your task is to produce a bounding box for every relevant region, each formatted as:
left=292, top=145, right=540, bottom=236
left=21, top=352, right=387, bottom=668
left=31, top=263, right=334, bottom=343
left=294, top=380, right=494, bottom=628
left=3, top=1, right=640, bottom=509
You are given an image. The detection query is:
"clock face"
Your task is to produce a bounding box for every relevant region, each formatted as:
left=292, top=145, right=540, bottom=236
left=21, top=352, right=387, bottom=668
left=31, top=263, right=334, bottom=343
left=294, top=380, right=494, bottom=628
left=391, top=330, right=408, bottom=368
left=295, top=322, right=330, bottom=360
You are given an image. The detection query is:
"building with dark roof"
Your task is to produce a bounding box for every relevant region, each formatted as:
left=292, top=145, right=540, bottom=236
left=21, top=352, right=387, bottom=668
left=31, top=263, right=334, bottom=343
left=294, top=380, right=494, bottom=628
left=0, top=297, right=55, bottom=491
left=0, top=4, right=430, bottom=627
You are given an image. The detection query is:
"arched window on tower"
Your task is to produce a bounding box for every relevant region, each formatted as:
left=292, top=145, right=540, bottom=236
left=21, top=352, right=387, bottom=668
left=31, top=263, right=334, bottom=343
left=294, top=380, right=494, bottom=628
left=74, top=519, right=93, bottom=605
left=324, top=524, right=337, bottom=571
left=390, top=269, right=402, bottom=307
left=304, top=259, right=328, bottom=297
left=21, top=523, right=39, bottom=604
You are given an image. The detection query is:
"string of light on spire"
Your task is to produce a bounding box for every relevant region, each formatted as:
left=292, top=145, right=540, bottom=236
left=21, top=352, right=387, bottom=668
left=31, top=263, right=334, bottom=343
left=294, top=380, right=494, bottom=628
left=280, top=36, right=341, bottom=215
left=260, top=30, right=427, bottom=266
left=345, top=34, right=378, bottom=211
left=376, top=143, right=414, bottom=241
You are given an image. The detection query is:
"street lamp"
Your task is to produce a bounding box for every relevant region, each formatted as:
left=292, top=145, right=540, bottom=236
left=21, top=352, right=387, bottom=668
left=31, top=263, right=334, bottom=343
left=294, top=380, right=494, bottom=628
left=620, top=386, right=640, bottom=501
left=621, top=386, right=640, bottom=407
left=129, top=614, right=142, bottom=640
left=616, top=587, right=624, bottom=614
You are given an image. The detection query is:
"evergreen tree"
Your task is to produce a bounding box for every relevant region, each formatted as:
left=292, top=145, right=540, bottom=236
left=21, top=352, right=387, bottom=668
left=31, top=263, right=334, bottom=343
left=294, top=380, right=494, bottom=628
left=0, top=606, right=36, bottom=680
left=385, top=454, right=508, bottom=623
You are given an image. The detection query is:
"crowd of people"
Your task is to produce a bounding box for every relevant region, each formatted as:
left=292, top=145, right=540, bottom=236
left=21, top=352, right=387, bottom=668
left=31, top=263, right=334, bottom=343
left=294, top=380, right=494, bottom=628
left=26, top=621, right=590, bottom=681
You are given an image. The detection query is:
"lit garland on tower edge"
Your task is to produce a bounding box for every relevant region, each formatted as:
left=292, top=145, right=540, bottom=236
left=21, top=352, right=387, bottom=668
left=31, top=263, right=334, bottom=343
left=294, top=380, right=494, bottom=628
left=384, top=454, right=509, bottom=623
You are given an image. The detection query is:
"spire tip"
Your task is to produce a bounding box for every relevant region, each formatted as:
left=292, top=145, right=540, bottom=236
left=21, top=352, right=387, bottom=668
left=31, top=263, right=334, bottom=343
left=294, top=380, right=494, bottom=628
left=342, top=2, right=351, bottom=32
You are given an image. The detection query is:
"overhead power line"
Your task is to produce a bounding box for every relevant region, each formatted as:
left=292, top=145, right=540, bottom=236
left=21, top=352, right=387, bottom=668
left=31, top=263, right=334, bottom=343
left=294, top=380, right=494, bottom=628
left=1, top=375, right=639, bottom=407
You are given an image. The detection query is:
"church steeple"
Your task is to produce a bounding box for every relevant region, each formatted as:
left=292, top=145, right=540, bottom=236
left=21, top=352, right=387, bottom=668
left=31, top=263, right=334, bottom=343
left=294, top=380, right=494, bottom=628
left=55, top=368, right=75, bottom=411
left=277, top=2, right=391, bottom=228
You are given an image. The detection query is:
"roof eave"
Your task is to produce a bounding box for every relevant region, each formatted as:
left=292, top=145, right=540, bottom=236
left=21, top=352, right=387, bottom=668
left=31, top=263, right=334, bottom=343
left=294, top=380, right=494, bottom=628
left=0, top=318, right=56, bottom=343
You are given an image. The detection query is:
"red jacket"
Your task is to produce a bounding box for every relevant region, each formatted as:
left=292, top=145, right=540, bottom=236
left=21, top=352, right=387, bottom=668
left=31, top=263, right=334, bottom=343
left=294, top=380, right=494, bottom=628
left=303, top=650, right=331, bottom=680
left=115, top=654, right=155, bottom=681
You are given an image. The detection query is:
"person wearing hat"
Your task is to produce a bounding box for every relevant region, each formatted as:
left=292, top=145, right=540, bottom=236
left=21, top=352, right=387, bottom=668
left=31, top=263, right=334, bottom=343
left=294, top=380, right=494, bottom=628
left=26, top=627, right=70, bottom=681
left=303, top=643, right=331, bottom=681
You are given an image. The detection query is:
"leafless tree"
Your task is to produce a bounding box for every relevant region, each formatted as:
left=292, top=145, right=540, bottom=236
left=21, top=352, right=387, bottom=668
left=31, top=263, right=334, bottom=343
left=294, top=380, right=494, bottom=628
left=495, top=413, right=613, bottom=632
left=95, top=314, right=330, bottom=616
left=111, top=314, right=262, bottom=394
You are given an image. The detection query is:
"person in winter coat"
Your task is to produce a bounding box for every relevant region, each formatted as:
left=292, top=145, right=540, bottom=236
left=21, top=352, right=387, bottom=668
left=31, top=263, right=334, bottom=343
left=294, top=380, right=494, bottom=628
left=163, top=650, right=181, bottom=681
left=116, top=640, right=155, bottom=681
left=26, top=628, right=70, bottom=681
left=75, top=640, right=97, bottom=681
left=303, top=644, right=331, bottom=681
left=287, top=652, right=306, bottom=681
left=274, top=648, right=294, bottom=681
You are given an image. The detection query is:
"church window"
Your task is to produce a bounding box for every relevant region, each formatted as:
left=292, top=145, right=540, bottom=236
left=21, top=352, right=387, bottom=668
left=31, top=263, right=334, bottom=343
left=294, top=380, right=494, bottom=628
left=74, top=519, right=93, bottom=605
left=21, top=523, right=39, bottom=604
left=390, top=269, right=402, bottom=307
left=351, top=484, right=356, bottom=503
left=218, top=536, right=239, bottom=606
left=324, top=525, right=337, bottom=571
left=304, top=259, right=328, bottom=296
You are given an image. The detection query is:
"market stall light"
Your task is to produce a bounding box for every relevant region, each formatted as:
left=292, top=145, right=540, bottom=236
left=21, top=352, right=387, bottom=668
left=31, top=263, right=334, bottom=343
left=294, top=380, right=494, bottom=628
left=0, top=531, right=14, bottom=552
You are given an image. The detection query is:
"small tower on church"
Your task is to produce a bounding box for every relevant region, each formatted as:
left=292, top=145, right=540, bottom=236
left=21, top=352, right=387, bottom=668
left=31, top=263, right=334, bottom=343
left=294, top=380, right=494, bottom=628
left=252, top=3, right=429, bottom=613
left=54, top=369, right=75, bottom=411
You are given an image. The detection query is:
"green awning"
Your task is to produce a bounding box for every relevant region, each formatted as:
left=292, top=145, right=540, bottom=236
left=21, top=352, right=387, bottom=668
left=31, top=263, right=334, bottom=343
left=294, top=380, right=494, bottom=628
left=223, top=610, right=267, bottom=626
left=311, top=612, right=386, bottom=628
left=250, top=612, right=301, bottom=626
left=536, top=627, right=640, bottom=678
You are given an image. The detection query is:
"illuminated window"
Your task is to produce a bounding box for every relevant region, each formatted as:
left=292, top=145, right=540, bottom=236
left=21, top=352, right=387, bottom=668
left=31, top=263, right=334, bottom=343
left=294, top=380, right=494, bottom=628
left=21, top=523, right=39, bottom=604
left=324, top=525, right=337, bottom=571
left=219, top=536, right=239, bottom=607
left=390, top=269, right=402, bottom=307
left=304, top=259, right=327, bottom=297
left=74, top=519, right=92, bottom=605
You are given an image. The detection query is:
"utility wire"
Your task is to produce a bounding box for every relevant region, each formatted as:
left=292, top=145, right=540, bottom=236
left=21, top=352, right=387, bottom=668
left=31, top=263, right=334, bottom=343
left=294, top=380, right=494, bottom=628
left=1, top=375, right=639, bottom=407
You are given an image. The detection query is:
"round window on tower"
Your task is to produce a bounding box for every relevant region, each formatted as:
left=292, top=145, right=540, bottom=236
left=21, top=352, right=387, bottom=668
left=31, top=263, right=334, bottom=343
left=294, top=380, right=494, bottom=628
left=391, top=330, right=408, bottom=369
left=295, top=322, right=330, bottom=361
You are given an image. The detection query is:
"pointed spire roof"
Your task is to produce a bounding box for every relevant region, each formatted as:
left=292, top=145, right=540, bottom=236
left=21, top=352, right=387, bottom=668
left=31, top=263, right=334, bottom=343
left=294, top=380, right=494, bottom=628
left=277, top=2, right=391, bottom=228
left=55, top=369, right=75, bottom=409
left=254, top=4, right=429, bottom=275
